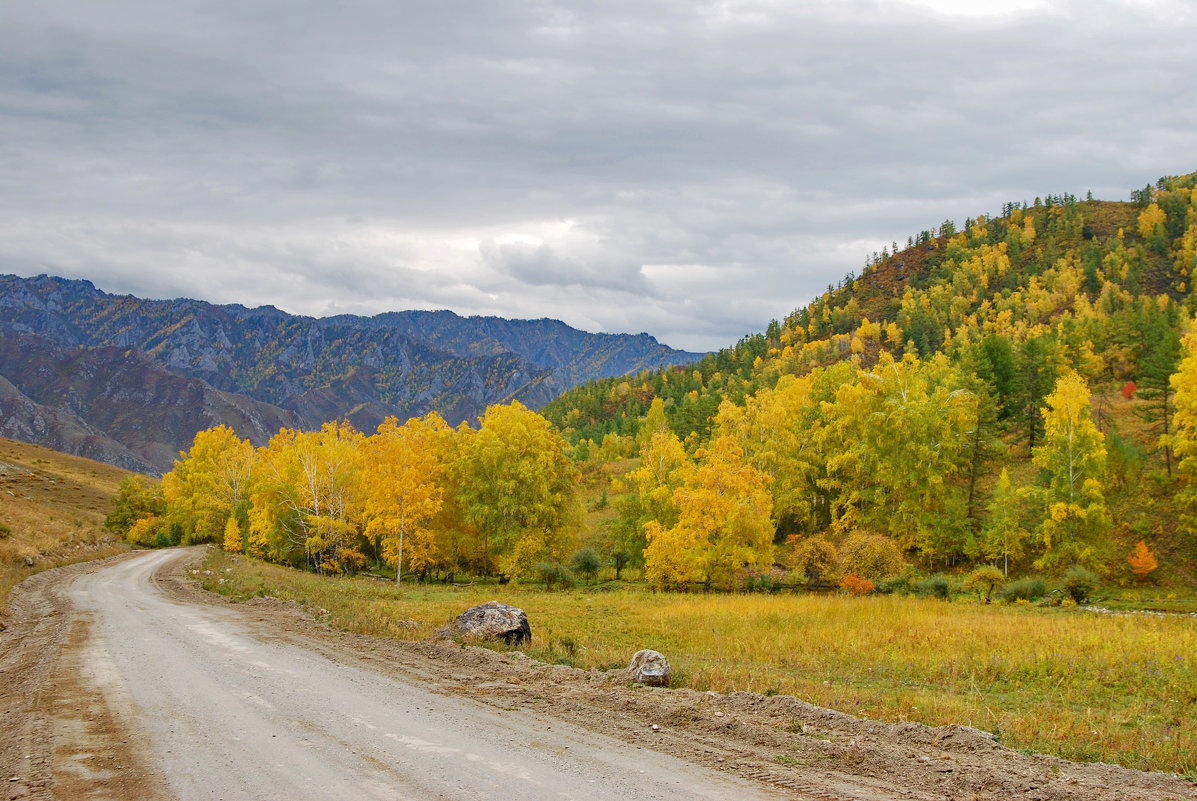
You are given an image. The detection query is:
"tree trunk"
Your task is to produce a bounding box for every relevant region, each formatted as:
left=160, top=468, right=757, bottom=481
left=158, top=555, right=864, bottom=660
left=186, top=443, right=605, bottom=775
left=396, top=527, right=404, bottom=586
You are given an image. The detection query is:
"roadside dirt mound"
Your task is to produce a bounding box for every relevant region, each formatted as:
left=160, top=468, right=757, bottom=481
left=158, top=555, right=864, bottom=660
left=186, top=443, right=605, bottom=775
left=151, top=552, right=1196, bottom=801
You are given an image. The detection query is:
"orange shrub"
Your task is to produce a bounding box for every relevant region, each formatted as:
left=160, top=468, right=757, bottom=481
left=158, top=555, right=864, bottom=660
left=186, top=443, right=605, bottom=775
left=841, top=572, right=875, bottom=595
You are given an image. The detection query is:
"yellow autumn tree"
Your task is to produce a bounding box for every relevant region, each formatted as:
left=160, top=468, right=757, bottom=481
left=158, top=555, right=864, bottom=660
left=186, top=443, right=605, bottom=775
left=714, top=374, right=822, bottom=535
left=603, top=428, right=689, bottom=572
left=455, top=402, right=580, bottom=578
left=223, top=516, right=243, bottom=553
left=1031, top=371, right=1111, bottom=569
left=1169, top=320, right=1197, bottom=537
left=1174, top=204, right=1197, bottom=290
left=161, top=424, right=255, bottom=544
left=978, top=468, right=1027, bottom=575
left=247, top=421, right=364, bottom=573
left=359, top=413, right=450, bottom=584
left=1137, top=202, right=1167, bottom=252
left=627, top=429, right=689, bottom=529
left=817, top=353, right=974, bottom=559
left=644, top=436, right=774, bottom=591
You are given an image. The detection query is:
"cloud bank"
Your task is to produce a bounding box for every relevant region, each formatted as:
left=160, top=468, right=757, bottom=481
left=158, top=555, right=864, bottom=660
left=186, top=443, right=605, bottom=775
left=1, top=0, right=1194, bottom=350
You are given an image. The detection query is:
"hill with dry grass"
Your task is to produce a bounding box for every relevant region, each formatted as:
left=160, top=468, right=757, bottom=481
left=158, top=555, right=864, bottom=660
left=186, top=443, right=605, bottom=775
left=0, top=437, right=130, bottom=611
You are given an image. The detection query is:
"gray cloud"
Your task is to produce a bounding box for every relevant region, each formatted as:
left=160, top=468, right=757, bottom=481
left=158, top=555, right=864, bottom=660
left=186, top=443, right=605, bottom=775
left=1, top=0, right=1195, bottom=351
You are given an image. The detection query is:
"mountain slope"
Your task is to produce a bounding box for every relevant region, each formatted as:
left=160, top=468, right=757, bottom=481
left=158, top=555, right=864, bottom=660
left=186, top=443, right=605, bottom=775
left=0, top=330, right=301, bottom=473
left=542, top=170, right=1197, bottom=585
left=544, top=174, right=1196, bottom=444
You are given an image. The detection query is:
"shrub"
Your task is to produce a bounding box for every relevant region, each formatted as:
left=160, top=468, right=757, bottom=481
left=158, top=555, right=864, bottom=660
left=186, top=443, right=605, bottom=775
left=0, top=521, right=10, bottom=539
left=535, top=561, right=575, bottom=591
left=876, top=567, right=918, bottom=595
left=742, top=572, right=776, bottom=593
left=1062, top=566, right=1100, bottom=604
left=841, top=573, right=875, bottom=595
left=787, top=536, right=839, bottom=588
left=104, top=475, right=166, bottom=535
left=837, top=531, right=904, bottom=581
left=126, top=515, right=174, bottom=548
left=997, top=577, right=1047, bottom=603
left=963, top=565, right=1006, bottom=603
left=569, top=547, right=602, bottom=583
left=916, top=574, right=951, bottom=600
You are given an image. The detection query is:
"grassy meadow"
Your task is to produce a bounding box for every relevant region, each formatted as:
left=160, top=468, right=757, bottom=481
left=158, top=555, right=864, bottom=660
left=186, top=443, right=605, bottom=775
left=0, top=438, right=129, bottom=608
left=198, top=548, right=1197, bottom=777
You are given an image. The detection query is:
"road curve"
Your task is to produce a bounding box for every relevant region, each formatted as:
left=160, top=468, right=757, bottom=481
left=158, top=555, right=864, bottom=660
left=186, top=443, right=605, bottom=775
left=61, top=549, right=785, bottom=801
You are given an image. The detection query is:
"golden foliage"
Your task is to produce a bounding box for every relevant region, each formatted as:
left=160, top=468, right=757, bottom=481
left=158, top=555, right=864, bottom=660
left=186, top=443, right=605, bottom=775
left=1031, top=371, right=1110, bottom=569
left=644, top=436, right=774, bottom=590
left=1127, top=540, right=1158, bottom=582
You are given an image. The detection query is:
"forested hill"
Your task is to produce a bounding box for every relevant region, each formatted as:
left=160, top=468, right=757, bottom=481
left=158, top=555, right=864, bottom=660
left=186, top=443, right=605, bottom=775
left=544, top=174, right=1196, bottom=446
left=541, top=170, right=1197, bottom=583
left=123, top=170, right=1197, bottom=593
left=0, top=274, right=703, bottom=473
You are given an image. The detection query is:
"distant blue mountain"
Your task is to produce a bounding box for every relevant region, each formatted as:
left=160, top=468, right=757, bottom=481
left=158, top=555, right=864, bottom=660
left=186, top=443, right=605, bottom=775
left=0, top=273, right=703, bottom=472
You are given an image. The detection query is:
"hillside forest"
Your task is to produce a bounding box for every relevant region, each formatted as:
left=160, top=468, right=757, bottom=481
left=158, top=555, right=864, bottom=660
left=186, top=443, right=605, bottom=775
left=121, top=171, right=1197, bottom=595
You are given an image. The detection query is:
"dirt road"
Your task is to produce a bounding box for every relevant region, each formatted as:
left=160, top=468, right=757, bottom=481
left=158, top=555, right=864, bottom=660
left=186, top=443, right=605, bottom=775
left=2, top=549, right=1195, bottom=801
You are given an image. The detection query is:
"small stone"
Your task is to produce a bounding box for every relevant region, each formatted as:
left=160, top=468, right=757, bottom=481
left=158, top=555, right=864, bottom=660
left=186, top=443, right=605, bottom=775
left=714, top=711, right=724, bottom=718
left=650, top=724, right=660, bottom=732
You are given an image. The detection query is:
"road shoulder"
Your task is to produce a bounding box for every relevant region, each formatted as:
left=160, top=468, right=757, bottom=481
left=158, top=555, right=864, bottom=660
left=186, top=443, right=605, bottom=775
left=0, top=552, right=168, bottom=801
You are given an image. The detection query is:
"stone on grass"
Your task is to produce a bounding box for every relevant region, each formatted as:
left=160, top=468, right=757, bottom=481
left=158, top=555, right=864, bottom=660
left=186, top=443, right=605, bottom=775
left=438, top=601, right=531, bottom=645
left=625, top=649, right=671, bottom=686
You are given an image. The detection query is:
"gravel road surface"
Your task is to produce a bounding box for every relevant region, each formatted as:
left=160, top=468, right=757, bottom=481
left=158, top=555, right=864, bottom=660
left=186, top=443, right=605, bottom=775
left=57, top=549, right=784, bottom=800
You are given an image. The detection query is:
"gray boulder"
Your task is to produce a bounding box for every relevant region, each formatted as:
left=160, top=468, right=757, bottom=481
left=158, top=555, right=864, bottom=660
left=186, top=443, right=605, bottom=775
left=625, top=649, right=671, bottom=686
left=439, top=601, right=531, bottom=645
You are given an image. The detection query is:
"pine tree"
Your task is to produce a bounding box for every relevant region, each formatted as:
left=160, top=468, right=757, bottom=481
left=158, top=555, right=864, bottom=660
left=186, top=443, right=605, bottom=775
left=1127, top=540, right=1159, bottom=582
left=1136, top=325, right=1182, bottom=475
left=1014, top=337, right=1057, bottom=454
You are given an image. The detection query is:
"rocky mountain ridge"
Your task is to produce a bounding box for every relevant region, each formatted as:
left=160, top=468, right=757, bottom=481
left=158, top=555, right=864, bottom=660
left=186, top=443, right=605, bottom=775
left=0, top=274, right=702, bottom=473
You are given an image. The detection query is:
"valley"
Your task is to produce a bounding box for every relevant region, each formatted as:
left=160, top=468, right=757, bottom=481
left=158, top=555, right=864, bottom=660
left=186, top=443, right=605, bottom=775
left=3, top=548, right=1194, bottom=801
left=5, top=170, right=1197, bottom=798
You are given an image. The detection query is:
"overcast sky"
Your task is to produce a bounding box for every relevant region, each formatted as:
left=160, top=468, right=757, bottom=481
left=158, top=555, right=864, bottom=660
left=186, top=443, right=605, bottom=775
left=1, top=0, right=1194, bottom=351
